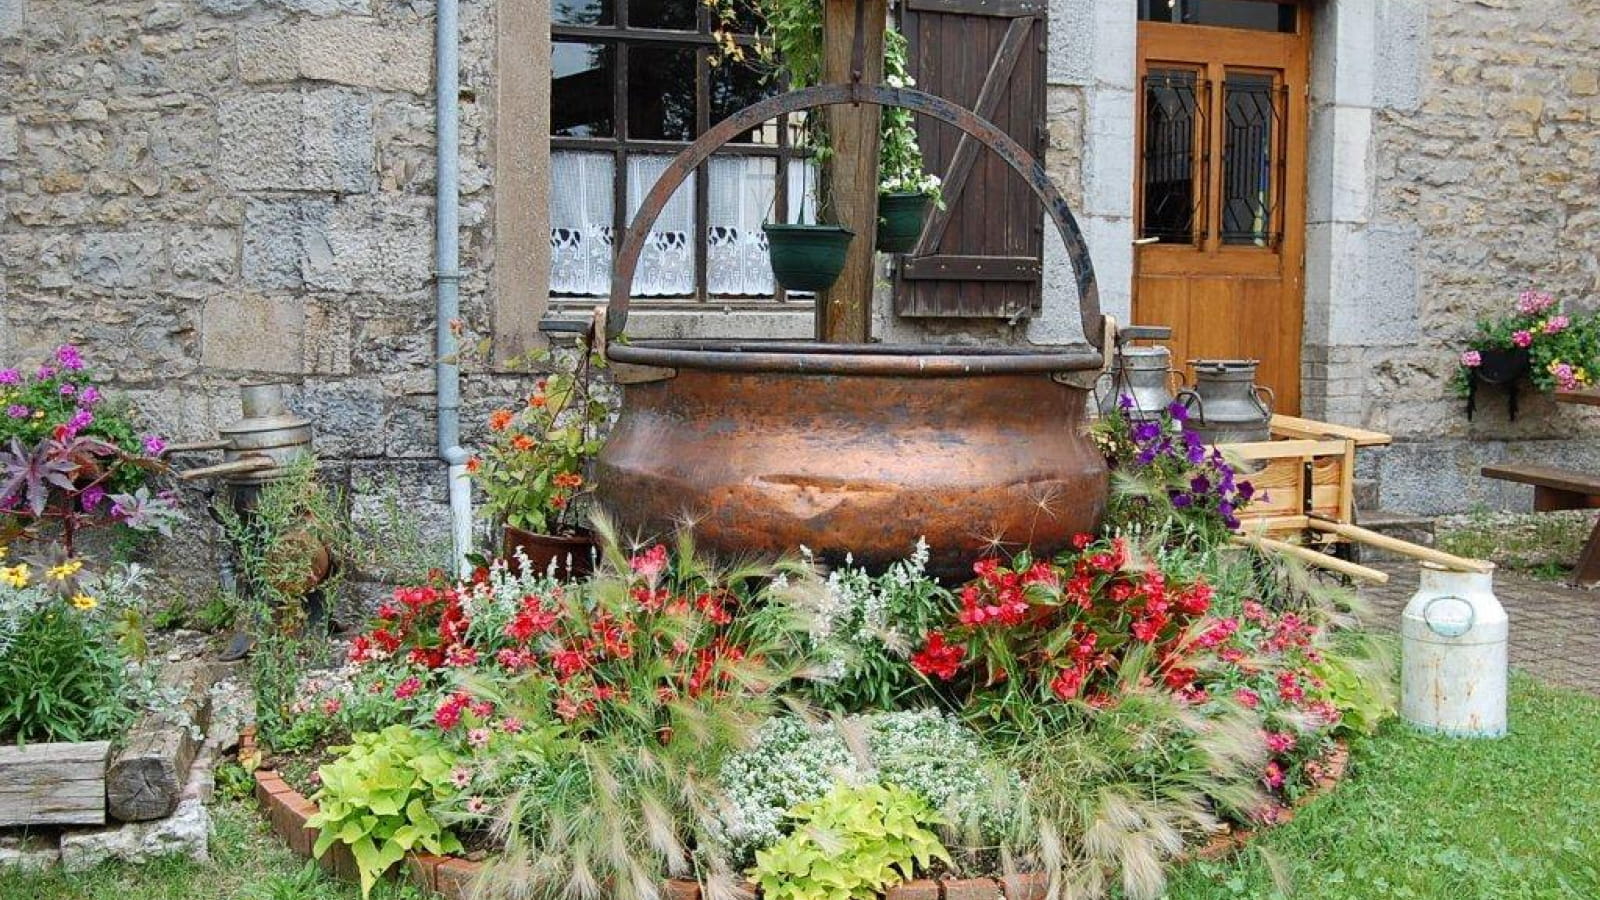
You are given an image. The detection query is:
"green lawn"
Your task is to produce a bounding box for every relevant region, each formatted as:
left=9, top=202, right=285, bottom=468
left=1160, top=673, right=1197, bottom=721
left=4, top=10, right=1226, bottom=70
left=1165, top=674, right=1600, bottom=899
left=3, top=676, right=1596, bottom=900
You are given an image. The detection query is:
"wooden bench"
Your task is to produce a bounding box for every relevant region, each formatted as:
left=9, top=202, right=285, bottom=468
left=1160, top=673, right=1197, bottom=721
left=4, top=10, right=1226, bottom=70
left=1481, top=463, right=1600, bottom=585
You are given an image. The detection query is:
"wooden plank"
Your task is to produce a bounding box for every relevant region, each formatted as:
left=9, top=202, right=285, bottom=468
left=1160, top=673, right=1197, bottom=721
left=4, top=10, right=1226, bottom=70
left=1222, top=438, right=1346, bottom=461
left=1269, top=414, right=1392, bottom=447
left=107, top=661, right=219, bottom=822
left=1230, top=534, right=1390, bottom=584
left=1307, top=519, right=1494, bottom=574
left=1235, top=456, right=1305, bottom=519
left=816, top=0, right=887, bottom=343
left=1554, top=389, right=1600, bottom=407
left=0, top=741, right=110, bottom=826
left=899, top=255, right=1041, bottom=281
left=1481, top=463, right=1600, bottom=495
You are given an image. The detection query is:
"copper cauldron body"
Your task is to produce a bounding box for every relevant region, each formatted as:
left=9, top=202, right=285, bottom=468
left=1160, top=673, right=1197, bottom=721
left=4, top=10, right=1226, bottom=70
left=596, top=342, right=1109, bottom=579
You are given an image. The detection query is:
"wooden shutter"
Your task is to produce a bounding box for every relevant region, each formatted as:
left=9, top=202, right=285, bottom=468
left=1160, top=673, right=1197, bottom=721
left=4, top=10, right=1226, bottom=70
left=896, top=0, right=1045, bottom=318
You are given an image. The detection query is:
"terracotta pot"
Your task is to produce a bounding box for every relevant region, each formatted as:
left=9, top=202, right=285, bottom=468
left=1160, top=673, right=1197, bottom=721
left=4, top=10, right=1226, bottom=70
left=501, top=525, right=596, bottom=579
left=595, top=342, right=1108, bottom=580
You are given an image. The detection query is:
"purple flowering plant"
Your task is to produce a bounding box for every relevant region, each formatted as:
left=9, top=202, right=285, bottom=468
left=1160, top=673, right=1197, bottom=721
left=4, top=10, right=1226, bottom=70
left=1090, top=397, right=1257, bottom=545
left=0, top=345, right=177, bottom=554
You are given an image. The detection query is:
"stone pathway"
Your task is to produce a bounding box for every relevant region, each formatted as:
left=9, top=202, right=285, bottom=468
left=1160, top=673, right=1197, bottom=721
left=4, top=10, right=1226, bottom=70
left=1361, top=562, right=1600, bottom=695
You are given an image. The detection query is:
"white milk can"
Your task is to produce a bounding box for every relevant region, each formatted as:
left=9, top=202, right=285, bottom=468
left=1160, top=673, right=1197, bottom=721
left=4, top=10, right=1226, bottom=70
left=1400, top=563, right=1507, bottom=737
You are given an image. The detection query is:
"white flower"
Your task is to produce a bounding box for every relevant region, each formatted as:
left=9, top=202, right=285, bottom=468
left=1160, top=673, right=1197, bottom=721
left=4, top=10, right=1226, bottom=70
left=886, top=74, right=905, bottom=88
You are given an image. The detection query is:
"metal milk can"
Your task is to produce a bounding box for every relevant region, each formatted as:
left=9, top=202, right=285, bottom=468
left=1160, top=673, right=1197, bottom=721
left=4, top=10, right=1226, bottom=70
left=1176, top=359, right=1274, bottom=444
left=1401, top=563, right=1508, bottom=737
left=1096, top=345, right=1182, bottom=421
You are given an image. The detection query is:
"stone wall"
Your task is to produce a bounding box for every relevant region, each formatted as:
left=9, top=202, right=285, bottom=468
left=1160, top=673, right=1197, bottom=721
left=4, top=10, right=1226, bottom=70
left=0, top=0, right=509, bottom=596
left=1316, top=0, right=1600, bottom=515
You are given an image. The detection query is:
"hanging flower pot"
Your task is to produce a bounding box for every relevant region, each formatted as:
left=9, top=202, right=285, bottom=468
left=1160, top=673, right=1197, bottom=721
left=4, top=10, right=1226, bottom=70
left=875, top=191, right=933, bottom=253
left=1473, top=347, right=1531, bottom=385
left=763, top=223, right=854, bottom=292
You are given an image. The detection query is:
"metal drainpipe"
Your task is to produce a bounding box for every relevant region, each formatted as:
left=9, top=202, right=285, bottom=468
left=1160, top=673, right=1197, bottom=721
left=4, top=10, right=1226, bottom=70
left=435, top=0, right=472, bottom=576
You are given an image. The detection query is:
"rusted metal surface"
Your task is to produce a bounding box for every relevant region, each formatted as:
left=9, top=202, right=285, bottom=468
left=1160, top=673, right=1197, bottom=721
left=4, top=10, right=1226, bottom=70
left=606, top=83, right=1103, bottom=347
left=595, top=359, right=1108, bottom=579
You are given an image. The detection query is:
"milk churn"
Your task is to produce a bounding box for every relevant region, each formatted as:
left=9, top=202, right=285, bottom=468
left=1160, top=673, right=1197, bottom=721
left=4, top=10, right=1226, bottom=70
left=1176, top=359, right=1274, bottom=444
left=1096, top=345, right=1182, bottom=421
left=1400, top=563, right=1508, bottom=737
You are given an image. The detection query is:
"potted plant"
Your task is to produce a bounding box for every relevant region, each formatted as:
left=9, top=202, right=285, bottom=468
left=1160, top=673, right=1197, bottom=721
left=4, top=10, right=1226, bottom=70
left=875, top=28, right=944, bottom=254
left=468, top=339, right=609, bottom=578
left=1450, top=289, right=1600, bottom=420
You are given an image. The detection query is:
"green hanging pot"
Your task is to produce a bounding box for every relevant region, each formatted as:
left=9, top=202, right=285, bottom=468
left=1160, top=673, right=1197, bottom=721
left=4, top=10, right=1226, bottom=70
left=763, top=223, right=855, bottom=292
left=875, top=191, right=934, bottom=253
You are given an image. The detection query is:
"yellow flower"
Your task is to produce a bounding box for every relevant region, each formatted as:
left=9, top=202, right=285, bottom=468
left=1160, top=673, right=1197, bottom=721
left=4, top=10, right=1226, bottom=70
left=70, top=594, right=99, bottom=611
left=47, top=560, right=84, bottom=580
left=1, top=564, right=29, bottom=589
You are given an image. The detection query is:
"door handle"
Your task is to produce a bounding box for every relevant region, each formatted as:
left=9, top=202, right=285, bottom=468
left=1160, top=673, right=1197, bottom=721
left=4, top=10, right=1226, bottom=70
left=1133, top=237, right=1160, bottom=246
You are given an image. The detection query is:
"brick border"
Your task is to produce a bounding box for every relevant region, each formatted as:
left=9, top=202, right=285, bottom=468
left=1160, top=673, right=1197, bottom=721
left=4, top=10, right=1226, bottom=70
left=242, top=728, right=1348, bottom=899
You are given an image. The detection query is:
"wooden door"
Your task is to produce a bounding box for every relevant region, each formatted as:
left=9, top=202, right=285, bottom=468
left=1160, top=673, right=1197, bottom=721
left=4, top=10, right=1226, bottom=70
left=1133, top=10, right=1309, bottom=413
left=898, top=0, right=1045, bottom=319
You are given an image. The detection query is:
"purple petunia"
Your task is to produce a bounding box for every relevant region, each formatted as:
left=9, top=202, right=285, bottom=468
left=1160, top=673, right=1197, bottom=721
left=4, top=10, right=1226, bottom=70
left=55, top=344, right=85, bottom=371
left=0, top=368, right=19, bottom=385
left=78, top=385, right=102, bottom=405
left=1190, top=474, right=1211, bottom=494
left=1118, top=393, right=1135, bottom=411
left=1171, top=493, right=1193, bottom=508
left=6, top=404, right=29, bottom=419
left=1167, top=401, right=1191, bottom=422
left=142, top=434, right=167, bottom=456
left=60, top=383, right=77, bottom=397
left=1131, top=421, right=1162, bottom=443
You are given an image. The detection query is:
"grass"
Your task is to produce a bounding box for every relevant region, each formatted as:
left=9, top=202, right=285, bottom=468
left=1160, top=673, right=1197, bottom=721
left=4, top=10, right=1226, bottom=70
left=4, top=677, right=1596, bottom=900
left=0, top=796, right=427, bottom=900
left=1435, top=510, right=1596, bottom=583
left=1164, top=673, right=1600, bottom=899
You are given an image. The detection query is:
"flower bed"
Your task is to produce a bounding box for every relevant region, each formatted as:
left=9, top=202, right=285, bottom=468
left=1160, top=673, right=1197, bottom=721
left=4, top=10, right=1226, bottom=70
left=238, top=404, right=1391, bottom=900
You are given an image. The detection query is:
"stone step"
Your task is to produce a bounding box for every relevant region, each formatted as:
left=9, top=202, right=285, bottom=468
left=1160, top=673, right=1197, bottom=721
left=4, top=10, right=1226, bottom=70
left=1349, top=508, right=1437, bottom=564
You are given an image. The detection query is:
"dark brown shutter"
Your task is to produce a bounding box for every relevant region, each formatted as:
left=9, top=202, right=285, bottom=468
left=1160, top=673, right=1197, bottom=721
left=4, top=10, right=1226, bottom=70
left=896, top=0, right=1045, bottom=318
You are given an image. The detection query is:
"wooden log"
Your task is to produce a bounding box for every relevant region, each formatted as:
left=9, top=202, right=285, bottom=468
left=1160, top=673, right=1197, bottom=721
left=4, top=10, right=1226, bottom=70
left=1305, top=519, right=1494, bottom=574
left=0, top=741, right=110, bottom=826
left=106, top=660, right=220, bottom=823
left=816, top=0, right=887, bottom=343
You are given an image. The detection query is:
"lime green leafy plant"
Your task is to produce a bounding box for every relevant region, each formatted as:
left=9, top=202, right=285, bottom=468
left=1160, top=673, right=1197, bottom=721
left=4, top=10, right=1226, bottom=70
left=751, top=782, right=951, bottom=900
left=307, top=725, right=464, bottom=897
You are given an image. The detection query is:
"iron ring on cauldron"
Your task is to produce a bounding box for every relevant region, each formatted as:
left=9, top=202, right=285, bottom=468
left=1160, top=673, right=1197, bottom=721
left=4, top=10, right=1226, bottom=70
left=592, top=84, right=1113, bottom=579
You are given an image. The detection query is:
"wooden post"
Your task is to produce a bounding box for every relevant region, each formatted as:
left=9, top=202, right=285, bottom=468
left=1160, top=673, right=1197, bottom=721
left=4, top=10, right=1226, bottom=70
left=106, top=660, right=220, bottom=822
left=816, top=0, right=887, bottom=343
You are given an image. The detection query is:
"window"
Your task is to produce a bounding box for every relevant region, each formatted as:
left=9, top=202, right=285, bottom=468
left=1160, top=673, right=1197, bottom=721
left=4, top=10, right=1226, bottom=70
left=550, top=2, right=817, bottom=301
left=1137, top=0, right=1297, bottom=33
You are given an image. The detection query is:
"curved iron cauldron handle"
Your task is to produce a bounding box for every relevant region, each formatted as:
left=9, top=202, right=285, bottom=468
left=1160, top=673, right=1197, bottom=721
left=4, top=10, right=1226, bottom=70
left=603, top=83, right=1103, bottom=348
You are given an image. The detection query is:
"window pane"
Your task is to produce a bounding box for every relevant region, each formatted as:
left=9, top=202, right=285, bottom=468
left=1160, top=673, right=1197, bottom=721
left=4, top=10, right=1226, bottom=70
left=708, top=156, right=776, bottom=296
left=1138, top=0, right=1296, bottom=33
left=552, top=0, right=612, bottom=26
left=711, top=60, right=780, bottom=143
left=626, top=155, right=698, bottom=296
left=550, top=151, right=617, bottom=296
left=1221, top=71, right=1277, bottom=246
left=552, top=42, right=615, bottom=137
left=1140, top=68, right=1202, bottom=244
left=628, top=46, right=697, bottom=141
left=629, top=0, right=696, bottom=29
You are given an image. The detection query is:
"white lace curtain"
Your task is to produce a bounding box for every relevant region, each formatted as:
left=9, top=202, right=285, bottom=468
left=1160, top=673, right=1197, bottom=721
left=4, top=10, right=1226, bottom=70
left=550, top=150, right=817, bottom=297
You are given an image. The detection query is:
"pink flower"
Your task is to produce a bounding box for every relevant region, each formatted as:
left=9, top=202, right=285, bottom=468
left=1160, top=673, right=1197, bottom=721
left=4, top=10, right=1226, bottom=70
left=1263, top=760, right=1286, bottom=789
left=142, top=434, right=167, bottom=456
left=467, top=728, right=491, bottom=749
left=1234, top=688, right=1261, bottom=709
left=321, top=697, right=342, bottom=716
left=394, top=676, right=422, bottom=699
left=1265, top=731, right=1296, bottom=754
left=1512, top=330, right=1533, bottom=348
left=450, top=767, right=473, bottom=789
left=1460, top=350, right=1482, bottom=368
left=498, top=717, right=524, bottom=733
left=629, top=544, right=669, bottom=581
left=467, top=797, right=489, bottom=815
left=55, top=345, right=84, bottom=371
left=0, top=369, right=18, bottom=385
left=1544, top=315, right=1569, bottom=335
left=78, top=385, right=101, bottom=404
left=1516, top=290, right=1555, bottom=315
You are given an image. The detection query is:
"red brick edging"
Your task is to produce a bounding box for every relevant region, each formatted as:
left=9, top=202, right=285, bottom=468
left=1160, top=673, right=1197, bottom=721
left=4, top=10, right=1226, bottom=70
left=242, top=727, right=1348, bottom=899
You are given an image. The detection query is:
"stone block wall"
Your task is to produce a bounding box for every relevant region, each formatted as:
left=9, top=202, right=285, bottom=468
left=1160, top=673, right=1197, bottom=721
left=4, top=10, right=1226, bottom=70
left=1316, top=0, right=1600, bottom=514
left=0, top=0, right=512, bottom=596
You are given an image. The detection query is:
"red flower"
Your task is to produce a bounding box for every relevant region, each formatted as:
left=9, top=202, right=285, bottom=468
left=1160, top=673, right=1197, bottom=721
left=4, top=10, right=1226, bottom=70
left=1071, top=532, right=1094, bottom=550
left=1162, top=666, right=1198, bottom=692
left=1177, top=582, right=1213, bottom=616
left=1131, top=613, right=1167, bottom=643
left=488, top=408, right=515, bottom=431
left=630, top=544, right=669, bottom=580
left=394, top=676, right=422, bottom=699
left=1277, top=671, right=1305, bottom=704
left=910, top=632, right=966, bottom=681
left=1234, top=687, right=1260, bottom=708
left=1050, top=664, right=1086, bottom=701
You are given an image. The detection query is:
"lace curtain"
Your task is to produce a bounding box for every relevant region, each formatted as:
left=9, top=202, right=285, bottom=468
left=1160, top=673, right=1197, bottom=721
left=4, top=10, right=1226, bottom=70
left=550, top=150, right=817, bottom=297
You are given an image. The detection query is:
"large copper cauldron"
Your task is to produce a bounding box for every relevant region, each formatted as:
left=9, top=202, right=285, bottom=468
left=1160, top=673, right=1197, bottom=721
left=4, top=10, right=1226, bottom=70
left=593, top=84, right=1113, bottom=578
left=598, top=342, right=1108, bottom=578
